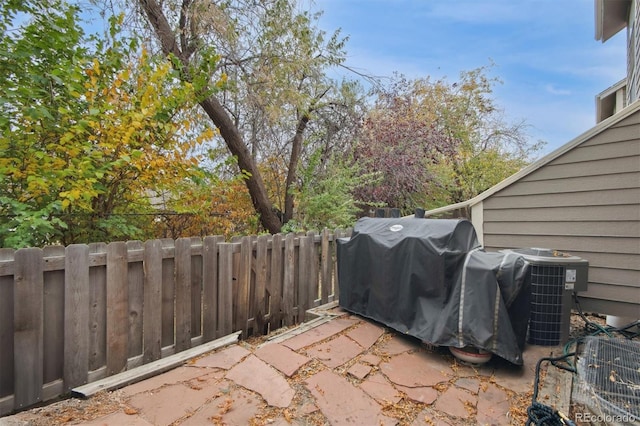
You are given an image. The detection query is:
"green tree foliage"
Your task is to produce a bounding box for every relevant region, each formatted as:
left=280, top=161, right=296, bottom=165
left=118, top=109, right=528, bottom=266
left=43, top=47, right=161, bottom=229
left=135, top=0, right=359, bottom=233
left=356, top=68, right=544, bottom=213
left=0, top=0, right=212, bottom=247
left=285, top=149, right=381, bottom=232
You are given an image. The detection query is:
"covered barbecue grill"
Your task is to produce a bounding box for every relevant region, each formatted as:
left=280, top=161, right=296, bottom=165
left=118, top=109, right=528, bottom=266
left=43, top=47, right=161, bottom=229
left=337, top=217, right=531, bottom=365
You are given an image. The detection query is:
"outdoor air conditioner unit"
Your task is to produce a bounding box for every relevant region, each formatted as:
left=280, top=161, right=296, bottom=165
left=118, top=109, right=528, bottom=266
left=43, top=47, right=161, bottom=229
left=501, top=248, right=589, bottom=346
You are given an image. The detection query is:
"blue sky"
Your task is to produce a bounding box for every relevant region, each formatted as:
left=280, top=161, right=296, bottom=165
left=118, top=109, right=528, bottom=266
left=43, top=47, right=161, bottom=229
left=313, top=0, right=627, bottom=156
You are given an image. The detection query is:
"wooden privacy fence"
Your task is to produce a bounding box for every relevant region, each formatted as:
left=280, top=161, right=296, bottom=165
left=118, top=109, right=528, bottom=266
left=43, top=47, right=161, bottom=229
left=0, top=229, right=351, bottom=415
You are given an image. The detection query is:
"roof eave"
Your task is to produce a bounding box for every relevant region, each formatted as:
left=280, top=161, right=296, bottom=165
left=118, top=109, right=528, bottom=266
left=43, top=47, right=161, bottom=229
left=595, top=0, right=630, bottom=42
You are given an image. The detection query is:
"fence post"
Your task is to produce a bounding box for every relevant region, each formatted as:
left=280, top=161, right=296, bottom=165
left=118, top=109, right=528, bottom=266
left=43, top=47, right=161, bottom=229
left=64, top=244, right=90, bottom=391
left=13, top=248, right=44, bottom=409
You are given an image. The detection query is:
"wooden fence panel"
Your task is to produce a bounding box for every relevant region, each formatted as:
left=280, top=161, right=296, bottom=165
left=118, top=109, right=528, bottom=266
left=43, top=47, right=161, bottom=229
left=13, top=247, right=44, bottom=409
left=143, top=240, right=163, bottom=363
left=218, top=243, right=234, bottom=336
left=64, top=244, right=90, bottom=391
left=0, top=249, right=15, bottom=400
left=160, top=239, right=175, bottom=349
left=175, top=238, right=192, bottom=352
left=0, top=229, right=349, bottom=415
left=126, top=241, right=144, bottom=359
left=88, top=243, right=107, bottom=372
left=269, top=234, right=283, bottom=331
left=106, top=242, right=128, bottom=376
left=202, top=236, right=223, bottom=341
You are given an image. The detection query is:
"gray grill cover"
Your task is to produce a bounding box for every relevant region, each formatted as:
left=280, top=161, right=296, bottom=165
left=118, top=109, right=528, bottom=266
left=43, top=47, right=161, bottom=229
left=337, top=217, right=531, bottom=365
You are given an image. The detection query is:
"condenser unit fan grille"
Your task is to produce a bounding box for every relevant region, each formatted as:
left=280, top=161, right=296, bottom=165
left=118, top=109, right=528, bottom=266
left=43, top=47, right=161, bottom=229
left=528, top=264, right=564, bottom=345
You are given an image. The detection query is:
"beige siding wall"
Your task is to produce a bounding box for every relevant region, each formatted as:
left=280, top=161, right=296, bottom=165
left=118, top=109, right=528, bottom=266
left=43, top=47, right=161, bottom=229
left=482, top=109, right=640, bottom=317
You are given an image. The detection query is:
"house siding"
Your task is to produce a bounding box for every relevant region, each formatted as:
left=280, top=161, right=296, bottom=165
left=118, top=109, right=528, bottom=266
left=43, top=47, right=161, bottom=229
left=481, top=108, right=640, bottom=317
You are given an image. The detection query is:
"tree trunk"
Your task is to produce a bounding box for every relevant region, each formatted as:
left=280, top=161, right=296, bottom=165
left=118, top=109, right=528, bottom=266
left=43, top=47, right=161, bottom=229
left=138, top=0, right=282, bottom=233
left=283, top=112, right=310, bottom=223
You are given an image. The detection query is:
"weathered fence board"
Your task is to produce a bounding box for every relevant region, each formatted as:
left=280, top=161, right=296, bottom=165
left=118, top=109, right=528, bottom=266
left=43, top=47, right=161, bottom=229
left=106, top=242, right=128, bottom=376
left=254, top=235, right=269, bottom=335
left=43, top=246, right=64, bottom=386
left=218, top=243, right=234, bottom=336
left=202, top=236, right=223, bottom=341
left=126, top=241, right=144, bottom=360
left=143, top=240, right=163, bottom=363
left=190, top=238, right=203, bottom=341
left=88, top=243, right=107, bottom=372
left=14, top=248, right=44, bottom=409
left=160, top=238, right=176, bottom=349
left=0, top=228, right=350, bottom=416
left=269, top=234, right=283, bottom=331
left=175, top=238, right=192, bottom=352
left=0, top=249, right=15, bottom=400
left=235, top=237, right=251, bottom=337
left=64, top=244, right=90, bottom=391
left=282, top=233, right=295, bottom=326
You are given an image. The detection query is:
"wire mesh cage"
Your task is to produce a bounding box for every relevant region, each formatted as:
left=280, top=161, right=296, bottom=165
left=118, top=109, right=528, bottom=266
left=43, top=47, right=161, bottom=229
left=574, top=337, right=640, bottom=422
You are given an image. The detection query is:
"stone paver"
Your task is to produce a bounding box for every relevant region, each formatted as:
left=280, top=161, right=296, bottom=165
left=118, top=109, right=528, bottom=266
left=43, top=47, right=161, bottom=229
left=381, top=351, right=451, bottom=387
left=120, top=366, right=206, bottom=397
left=359, top=372, right=402, bottom=404
left=305, top=334, right=365, bottom=368
left=346, top=321, right=385, bottom=349
left=476, top=382, right=511, bottom=425
left=454, top=377, right=480, bottom=394
left=281, top=317, right=360, bottom=351
left=377, top=334, right=419, bottom=356
left=254, top=342, right=311, bottom=377
left=360, top=353, right=381, bottom=366
left=226, top=354, right=294, bottom=408
left=127, top=383, right=217, bottom=425
left=78, top=411, right=154, bottom=425
left=180, top=387, right=261, bottom=426
left=395, top=384, right=439, bottom=404
left=193, top=344, right=251, bottom=369
left=433, top=385, right=477, bottom=419
left=347, top=362, right=372, bottom=380
left=412, top=409, right=455, bottom=426
left=304, top=369, right=395, bottom=425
